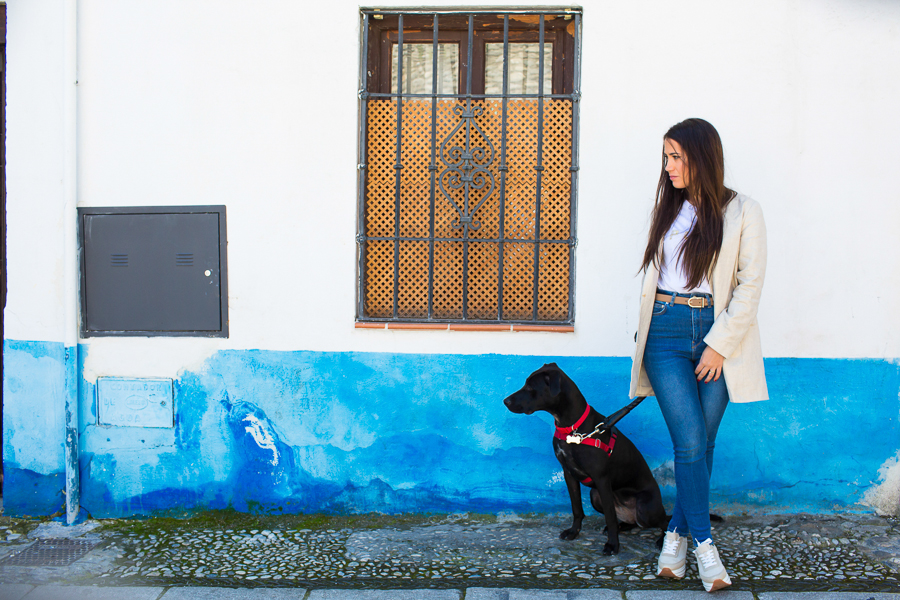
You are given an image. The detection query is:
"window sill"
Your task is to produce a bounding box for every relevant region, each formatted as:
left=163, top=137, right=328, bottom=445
left=355, top=322, right=574, bottom=333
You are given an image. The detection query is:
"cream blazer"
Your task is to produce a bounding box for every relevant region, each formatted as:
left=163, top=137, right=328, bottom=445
left=629, top=194, right=769, bottom=403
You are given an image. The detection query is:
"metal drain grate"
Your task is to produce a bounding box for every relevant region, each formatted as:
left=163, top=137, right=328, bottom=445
left=0, top=538, right=97, bottom=566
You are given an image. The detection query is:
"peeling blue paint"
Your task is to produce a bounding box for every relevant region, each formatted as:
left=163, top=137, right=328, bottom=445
left=64, top=344, right=81, bottom=522
left=3, top=340, right=67, bottom=515
left=2, top=466, right=65, bottom=516
left=4, top=339, right=899, bottom=517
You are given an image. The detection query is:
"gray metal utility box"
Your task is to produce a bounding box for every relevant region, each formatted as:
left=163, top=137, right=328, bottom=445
left=78, top=206, right=228, bottom=337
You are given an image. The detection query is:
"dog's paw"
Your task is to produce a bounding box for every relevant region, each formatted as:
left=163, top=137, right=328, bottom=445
left=559, top=528, right=580, bottom=541
left=602, top=541, right=619, bottom=555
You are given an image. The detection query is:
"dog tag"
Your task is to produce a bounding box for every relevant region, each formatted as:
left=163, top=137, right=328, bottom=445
left=566, top=435, right=582, bottom=445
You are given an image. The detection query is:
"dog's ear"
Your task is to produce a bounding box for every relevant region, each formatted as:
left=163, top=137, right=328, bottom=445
left=543, top=370, right=562, bottom=397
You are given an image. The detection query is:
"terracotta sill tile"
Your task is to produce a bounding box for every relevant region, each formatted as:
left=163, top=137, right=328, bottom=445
left=387, top=323, right=449, bottom=330
left=448, top=324, right=513, bottom=332
left=357, top=322, right=574, bottom=332
left=513, top=325, right=575, bottom=333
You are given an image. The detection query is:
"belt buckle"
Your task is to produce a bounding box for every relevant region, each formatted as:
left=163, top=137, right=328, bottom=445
left=687, top=296, right=705, bottom=309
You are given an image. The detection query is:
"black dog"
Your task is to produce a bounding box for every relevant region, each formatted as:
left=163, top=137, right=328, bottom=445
left=503, top=363, right=667, bottom=555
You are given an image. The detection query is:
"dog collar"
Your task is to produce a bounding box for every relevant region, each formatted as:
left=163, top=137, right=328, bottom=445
left=553, top=404, right=618, bottom=475
left=554, top=404, right=591, bottom=440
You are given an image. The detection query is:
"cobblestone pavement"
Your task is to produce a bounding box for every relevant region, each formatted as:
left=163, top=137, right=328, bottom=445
left=0, top=512, right=898, bottom=596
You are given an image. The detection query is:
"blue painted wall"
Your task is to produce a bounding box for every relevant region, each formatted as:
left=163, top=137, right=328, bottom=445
left=3, top=340, right=67, bottom=516
left=3, top=339, right=899, bottom=518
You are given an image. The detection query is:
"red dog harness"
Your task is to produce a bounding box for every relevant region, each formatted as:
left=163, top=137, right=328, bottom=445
left=553, top=404, right=617, bottom=486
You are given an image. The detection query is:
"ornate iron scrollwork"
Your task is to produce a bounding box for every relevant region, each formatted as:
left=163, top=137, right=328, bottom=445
left=437, top=105, right=496, bottom=231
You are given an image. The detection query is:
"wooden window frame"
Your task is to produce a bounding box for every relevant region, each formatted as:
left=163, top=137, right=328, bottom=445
left=357, top=10, right=582, bottom=329
left=366, top=14, right=576, bottom=96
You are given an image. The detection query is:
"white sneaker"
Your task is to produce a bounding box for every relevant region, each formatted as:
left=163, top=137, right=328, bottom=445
left=656, top=531, right=687, bottom=578
left=694, top=538, right=732, bottom=592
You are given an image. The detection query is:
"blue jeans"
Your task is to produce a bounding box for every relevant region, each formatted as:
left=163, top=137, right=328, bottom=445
left=643, top=290, right=729, bottom=544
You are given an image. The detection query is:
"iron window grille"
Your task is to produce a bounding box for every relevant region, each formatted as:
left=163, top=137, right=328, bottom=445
left=357, top=8, right=582, bottom=325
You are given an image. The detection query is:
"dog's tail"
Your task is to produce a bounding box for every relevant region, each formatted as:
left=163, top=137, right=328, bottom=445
left=656, top=514, right=725, bottom=548
left=662, top=514, right=724, bottom=526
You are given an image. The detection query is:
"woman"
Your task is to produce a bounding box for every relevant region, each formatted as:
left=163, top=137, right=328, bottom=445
left=629, top=118, right=768, bottom=592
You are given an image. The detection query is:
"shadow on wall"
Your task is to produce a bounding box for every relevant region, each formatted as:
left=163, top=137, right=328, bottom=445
left=3, top=340, right=899, bottom=518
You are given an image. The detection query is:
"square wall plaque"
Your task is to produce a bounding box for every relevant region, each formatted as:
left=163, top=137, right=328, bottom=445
left=97, top=377, right=174, bottom=428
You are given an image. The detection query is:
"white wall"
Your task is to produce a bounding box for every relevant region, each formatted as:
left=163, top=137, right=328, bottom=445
left=7, top=0, right=900, bottom=382
left=5, top=0, right=68, bottom=343
left=578, top=0, right=900, bottom=359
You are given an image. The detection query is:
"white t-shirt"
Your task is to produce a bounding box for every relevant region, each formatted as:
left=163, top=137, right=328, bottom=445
left=656, top=201, right=712, bottom=295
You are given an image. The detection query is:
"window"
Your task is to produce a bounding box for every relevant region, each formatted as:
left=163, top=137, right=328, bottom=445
left=357, top=9, right=581, bottom=327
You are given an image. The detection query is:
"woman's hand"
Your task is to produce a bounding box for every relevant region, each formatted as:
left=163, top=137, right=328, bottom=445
left=695, top=346, right=724, bottom=383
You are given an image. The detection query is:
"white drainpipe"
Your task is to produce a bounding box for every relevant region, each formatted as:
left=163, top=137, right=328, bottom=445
left=63, top=0, right=81, bottom=525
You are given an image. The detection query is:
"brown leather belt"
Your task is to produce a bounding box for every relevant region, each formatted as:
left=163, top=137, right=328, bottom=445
left=655, top=292, right=713, bottom=309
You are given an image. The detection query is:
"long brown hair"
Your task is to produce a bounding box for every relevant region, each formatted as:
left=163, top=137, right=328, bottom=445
left=640, top=118, right=736, bottom=289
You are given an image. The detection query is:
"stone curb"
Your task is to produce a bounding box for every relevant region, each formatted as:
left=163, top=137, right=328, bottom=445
left=758, top=593, right=900, bottom=599
left=3, top=587, right=900, bottom=600
left=162, top=588, right=309, bottom=599
left=467, top=589, right=622, bottom=599
left=308, top=591, right=462, bottom=600
left=0, top=584, right=34, bottom=600
left=3, top=586, right=164, bottom=600
left=626, top=591, right=754, bottom=599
